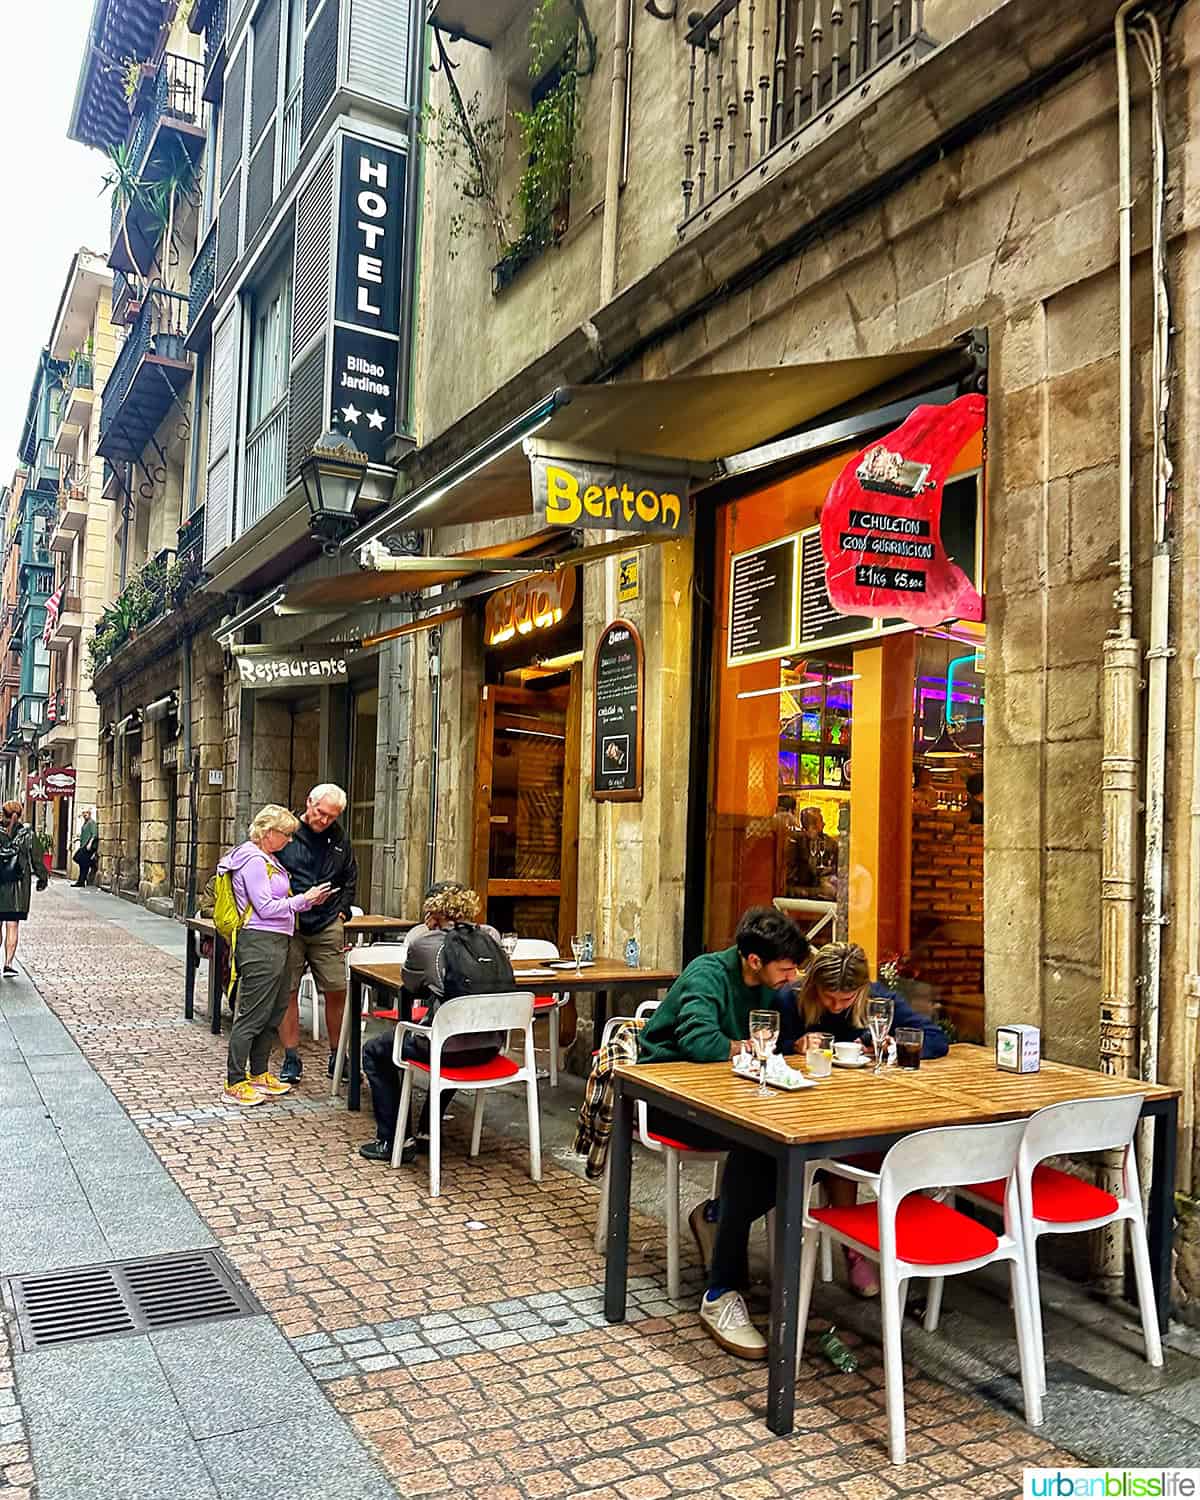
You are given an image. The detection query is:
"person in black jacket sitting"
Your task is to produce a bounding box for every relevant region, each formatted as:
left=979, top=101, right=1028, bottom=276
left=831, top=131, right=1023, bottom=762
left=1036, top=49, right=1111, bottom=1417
left=778, top=941, right=949, bottom=1297
left=276, top=783, right=359, bottom=1083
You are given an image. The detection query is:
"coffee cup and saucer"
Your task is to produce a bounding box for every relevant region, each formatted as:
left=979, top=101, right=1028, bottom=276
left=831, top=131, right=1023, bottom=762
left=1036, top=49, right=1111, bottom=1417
left=832, top=1040, right=868, bottom=1068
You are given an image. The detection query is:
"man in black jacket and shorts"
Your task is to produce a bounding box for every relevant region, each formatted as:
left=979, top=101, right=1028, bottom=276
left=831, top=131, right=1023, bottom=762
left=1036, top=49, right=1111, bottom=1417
left=276, top=783, right=359, bottom=1083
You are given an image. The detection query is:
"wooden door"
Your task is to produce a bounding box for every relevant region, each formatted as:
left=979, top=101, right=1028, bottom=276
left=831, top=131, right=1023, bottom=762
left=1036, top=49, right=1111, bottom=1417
left=471, top=678, right=580, bottom=954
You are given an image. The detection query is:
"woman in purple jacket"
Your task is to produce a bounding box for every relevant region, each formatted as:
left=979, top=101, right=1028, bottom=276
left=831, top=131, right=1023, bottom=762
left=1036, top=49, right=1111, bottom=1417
left=217, top=806, right=333, bottom=1107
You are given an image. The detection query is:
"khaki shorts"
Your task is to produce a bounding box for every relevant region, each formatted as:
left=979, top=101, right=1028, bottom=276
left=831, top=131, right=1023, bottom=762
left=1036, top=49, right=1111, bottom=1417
left=286, top=918, right=347, bottom=993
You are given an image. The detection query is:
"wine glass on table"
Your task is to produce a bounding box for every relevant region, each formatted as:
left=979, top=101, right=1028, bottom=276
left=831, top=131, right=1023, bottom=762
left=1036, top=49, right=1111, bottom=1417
left=749, top=1009, right=780, bottom=1099
left=867, top=996, right=894, bottom=1076
left=570, top=934, right=585, bottom=974
left=500, top=932, right=518, bottom=960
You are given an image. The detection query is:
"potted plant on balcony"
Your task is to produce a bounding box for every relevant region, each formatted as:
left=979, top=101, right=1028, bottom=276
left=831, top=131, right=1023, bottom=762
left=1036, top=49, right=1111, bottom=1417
left=100, top=144, right=148, bottom=278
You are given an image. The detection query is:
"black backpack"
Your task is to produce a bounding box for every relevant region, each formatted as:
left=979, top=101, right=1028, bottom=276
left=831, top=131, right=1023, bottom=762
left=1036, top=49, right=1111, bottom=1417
left=430, top=924, right=516, bottom=1055
left=436, top=923, right=516, bottom=1000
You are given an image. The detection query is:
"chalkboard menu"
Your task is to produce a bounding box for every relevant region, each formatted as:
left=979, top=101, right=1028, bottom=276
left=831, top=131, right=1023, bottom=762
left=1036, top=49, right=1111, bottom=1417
left=727, top=535, right=799, bottom=666
left=592, top=619, right=644, bottom=802
left=798, top=527, right=875, bottom=651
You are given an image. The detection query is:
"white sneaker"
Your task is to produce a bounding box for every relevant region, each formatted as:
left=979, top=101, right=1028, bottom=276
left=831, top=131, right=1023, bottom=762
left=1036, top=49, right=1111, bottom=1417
left=699, top=1289, right=767, bottom=1361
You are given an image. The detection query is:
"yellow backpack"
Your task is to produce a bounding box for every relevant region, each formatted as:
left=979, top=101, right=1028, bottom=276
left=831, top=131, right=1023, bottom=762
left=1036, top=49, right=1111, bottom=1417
left=212, top=867, right=256, bottom=998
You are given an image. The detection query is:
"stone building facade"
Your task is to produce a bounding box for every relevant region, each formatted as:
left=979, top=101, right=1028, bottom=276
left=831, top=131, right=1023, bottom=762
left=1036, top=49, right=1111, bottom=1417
left=335, top=0, right=1200, bottom=1307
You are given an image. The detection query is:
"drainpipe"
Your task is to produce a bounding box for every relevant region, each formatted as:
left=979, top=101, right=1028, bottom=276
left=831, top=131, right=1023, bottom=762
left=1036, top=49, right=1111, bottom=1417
left=1099, top=0, right=1144, bottom=1095
left=599, top=0, right=632, bottom=303
left=425, top=627, right=442, bottom=892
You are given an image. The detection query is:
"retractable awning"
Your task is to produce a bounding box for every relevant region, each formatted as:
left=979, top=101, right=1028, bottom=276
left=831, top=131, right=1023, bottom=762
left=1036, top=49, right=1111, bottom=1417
left=342, top=348, right=963, bottom=553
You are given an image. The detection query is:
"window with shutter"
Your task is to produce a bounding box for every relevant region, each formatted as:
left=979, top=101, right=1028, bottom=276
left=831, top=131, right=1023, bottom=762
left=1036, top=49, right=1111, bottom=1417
left=250, top=0, right=281, bottom=147
left=203, top=307, right=241, bottom=564
left=346, top=0, right=410, bottom=110
left=220, top=46, right=246, bottom=191
left=288, top=147, right=334, bottom=479
left=300, top=0, right=338, bottom=144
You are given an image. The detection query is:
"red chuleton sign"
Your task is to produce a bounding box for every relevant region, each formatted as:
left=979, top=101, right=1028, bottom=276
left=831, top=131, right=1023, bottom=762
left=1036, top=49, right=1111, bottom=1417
left=820, top=394, right=985, bottom=629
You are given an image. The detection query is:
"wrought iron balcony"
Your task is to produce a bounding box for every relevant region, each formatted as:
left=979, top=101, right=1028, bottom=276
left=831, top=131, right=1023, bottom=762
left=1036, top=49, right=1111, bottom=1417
left=50, top=482, right=88, bottom=555
left=110, top=53, right=208, bottom=277
left=54, top=352, right=97, bottom=454
left=45, top=688, right=73, bottom=728
left=47, top=577, right=83, bottom=652
left=27, top=438, right=59, bottom=496
left=199, top=0, right=228, bottom=103
left=187, top=218, right=217, bottom=350
left=112, top=271, right=145, bottom=329
left=98, top=285, right=192, bottom=464
left=680, top=0, right=935, bottom=230
left=177, top=506, right=206, bottom=571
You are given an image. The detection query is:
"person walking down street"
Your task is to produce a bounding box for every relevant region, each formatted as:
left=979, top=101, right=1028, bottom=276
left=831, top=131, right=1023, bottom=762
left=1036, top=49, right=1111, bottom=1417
left=0, top=801, right=46, bottom=977
left=636, top=907, right=810, bottom=1360
left=359, top=884, right=503, bottom=1164
left=217, top=806, right=334, bottom=1108
left=276, top=783, right=359, bottom=1085
left=72, top=808, right=98, bottom=887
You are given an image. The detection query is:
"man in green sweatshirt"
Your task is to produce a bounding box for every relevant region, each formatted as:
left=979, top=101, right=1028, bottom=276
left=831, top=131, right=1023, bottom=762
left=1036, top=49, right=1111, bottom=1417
left=637, top=906, right=810, bottom=1360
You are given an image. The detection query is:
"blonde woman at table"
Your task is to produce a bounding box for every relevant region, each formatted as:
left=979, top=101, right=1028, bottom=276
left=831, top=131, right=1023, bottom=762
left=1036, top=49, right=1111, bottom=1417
left=778, top=941, right=949, bottom=1296
left=637, top=907, right=811, bottom=1360
left=216, top=806, right=334, bottom=1107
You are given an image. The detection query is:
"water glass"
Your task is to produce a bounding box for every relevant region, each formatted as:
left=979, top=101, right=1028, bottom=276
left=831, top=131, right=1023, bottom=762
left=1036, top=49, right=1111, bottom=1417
left=570, top=934, right=584, bottom=972
left=805, top=1031, right=833, bottom=1079
left=748, top=1009, right=780, bottom=1098
left=867, top=996, right=894, bottom=1075
left=500, top=932, right=518, bottom=959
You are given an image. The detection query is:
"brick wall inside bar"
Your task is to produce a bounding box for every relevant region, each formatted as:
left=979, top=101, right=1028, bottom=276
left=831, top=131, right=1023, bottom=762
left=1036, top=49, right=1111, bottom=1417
left=909, top=807, right=984, bottom=1041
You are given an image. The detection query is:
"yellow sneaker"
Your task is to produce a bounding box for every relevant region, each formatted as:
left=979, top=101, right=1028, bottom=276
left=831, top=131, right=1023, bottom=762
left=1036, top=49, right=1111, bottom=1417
left=247, top=1071, right=292, bottom=1096
left=224, top=1080, right=266, bottom=1107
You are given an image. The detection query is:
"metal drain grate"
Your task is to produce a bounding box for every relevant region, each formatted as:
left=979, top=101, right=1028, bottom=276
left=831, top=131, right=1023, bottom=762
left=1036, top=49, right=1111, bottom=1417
left=5, top=1250, right=261, bottom=1352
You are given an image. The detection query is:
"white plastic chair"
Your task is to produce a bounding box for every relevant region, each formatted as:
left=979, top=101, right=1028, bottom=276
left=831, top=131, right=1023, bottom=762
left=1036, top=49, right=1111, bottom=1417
left=798, top=1120, right=1043, bottom=1465
left=592, top=1002, right=725, bottom=1300
left=330, top=942, right=410, bottom=1096
left=945, top=1095, right=1162, bottom=1390
left=389, top=991, right=542, bottom=1197
left=298, top=972, right=322, bottom=1041
left=512, top=938, right=566, bottom=1086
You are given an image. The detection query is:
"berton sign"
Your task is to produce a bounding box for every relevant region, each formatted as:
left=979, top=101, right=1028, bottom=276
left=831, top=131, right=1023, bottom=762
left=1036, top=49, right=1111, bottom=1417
left=529, top=453, right=692, bottom=537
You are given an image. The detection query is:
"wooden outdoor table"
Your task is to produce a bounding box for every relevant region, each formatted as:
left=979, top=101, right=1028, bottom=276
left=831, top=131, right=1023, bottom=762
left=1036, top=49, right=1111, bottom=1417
left=603, top=1044, right=1179, bottom=1438
left=344, top=956, right=678, bottom=1113
left=183, top=914, right=417, bottom=1036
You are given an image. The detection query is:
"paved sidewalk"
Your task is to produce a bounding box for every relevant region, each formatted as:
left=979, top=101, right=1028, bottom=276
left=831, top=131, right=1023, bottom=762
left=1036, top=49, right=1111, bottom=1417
left=2, top=883, right=1197, bottom=1499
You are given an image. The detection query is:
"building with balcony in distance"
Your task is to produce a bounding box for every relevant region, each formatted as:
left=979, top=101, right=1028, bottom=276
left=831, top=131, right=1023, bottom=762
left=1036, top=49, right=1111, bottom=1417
left=69, top=0, right=229, bottom=913
left=181, top=0, right=424, bottom=906
left=0, top=483, right=23, bottom=804
left=33, top=250, right=119, bottom=875
left=2, top=354, right=66, bottom=819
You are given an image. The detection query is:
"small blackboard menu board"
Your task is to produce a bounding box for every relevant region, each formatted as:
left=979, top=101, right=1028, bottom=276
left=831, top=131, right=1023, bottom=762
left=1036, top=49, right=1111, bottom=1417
left=592, top=619, right=644, bottom=802
left=727, top=535, right=799, bottom=666
left=798, top=526, right=878, bottom=652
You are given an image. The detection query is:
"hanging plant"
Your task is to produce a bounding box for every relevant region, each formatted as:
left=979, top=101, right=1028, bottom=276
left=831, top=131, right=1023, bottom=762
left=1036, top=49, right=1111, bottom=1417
left=121, top=57, right=145, bottom=103
left=421, top=82, right=509, bottom=258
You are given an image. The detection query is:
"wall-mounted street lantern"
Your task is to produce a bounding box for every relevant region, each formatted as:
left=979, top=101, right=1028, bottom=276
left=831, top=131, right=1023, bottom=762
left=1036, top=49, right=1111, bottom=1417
left=301, top=430, right=368, bottom=555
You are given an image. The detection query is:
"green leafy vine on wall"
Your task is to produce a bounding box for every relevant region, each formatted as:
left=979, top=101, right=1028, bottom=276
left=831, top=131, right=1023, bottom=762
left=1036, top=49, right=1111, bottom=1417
left=423, top=0, right=595, bottom=277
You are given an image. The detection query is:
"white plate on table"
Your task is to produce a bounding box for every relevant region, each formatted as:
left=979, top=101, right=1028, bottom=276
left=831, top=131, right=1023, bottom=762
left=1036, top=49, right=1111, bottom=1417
left=549, top=959, right=594, bottom=970
left=517, top=967, right=558, bottom=979
left=832, top=1055, right=870, bottom=1069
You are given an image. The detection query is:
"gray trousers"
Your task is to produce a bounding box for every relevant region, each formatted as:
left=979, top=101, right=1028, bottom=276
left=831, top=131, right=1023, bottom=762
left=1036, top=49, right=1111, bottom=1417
left=226, top=928, right=291, bottom=1085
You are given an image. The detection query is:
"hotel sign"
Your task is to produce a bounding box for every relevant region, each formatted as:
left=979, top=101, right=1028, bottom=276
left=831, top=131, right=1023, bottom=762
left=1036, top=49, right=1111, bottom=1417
left=530, top=455, right=691, bottom=537
left=821, top=394, right=985, bottom=629
left=331, top=135, right=407, bottom=466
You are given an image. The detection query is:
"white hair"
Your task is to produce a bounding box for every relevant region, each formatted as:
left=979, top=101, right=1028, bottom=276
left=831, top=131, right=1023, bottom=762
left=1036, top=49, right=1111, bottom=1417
left=308, top=783, right=347, bottom=811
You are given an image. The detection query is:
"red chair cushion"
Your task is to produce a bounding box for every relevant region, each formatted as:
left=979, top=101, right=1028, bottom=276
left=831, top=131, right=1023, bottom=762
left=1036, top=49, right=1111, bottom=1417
left=532, top=994, right=561, bottom=1010
left=646, top=1130, right=715, bottom=1154
left=411, top=1005, right=428, bottom=1023
left=811, top=1193, right=999, bottom=1266
left=968, top=1164, right=1120, bottom=1224
left=407, top=1054, right=520, bottom=1083
left=369, top=1008, right=400, bottom=1022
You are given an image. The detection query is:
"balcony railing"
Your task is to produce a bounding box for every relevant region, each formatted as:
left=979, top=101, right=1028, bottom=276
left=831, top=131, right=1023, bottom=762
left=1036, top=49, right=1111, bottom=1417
left=188, top=218, right=217, bottom=335
left=112, top=54, right=208, bottom=275
left=280, top=83, right=302, bottom=184
left=89, top=542, right=205, bottom=674
left=177, top=506, right=206, bottom=569
left=45, top=688, right=72, bottom=727
left=202, top=0, right=228, bottom=100
left=28, top=438, right=59, bottom=494
left=65, top=353, right=94, bottom=401
left=98, top=285, right=192, bottom=462
left=681, top=0, right=933, bottom=224
left=112, top=270, right=145, bottom=328
left=242, top=403, right=288, bottom=532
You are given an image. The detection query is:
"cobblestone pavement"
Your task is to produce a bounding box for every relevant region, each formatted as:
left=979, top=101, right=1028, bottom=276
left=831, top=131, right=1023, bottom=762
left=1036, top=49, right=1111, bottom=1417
left=1, top=886, right=1078, bottom=1499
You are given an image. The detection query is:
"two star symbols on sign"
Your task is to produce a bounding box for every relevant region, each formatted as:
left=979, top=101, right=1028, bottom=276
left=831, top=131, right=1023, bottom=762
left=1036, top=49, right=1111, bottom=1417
left=340, top=404, right=386, bottom=430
